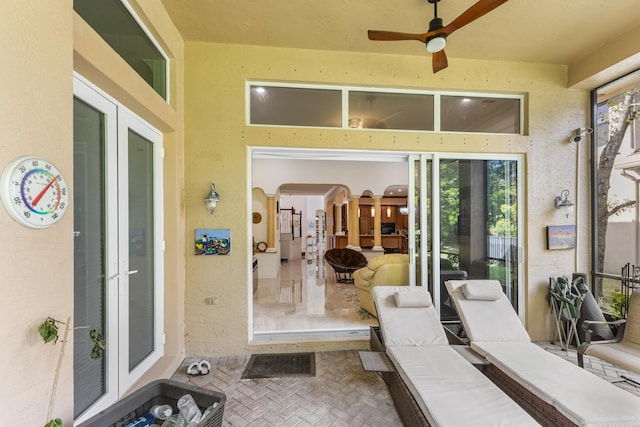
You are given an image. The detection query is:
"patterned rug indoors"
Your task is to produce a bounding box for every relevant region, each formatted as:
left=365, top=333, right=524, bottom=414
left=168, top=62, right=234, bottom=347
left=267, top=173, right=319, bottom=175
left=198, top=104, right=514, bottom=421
left=334, top=281, right=376, bottom=320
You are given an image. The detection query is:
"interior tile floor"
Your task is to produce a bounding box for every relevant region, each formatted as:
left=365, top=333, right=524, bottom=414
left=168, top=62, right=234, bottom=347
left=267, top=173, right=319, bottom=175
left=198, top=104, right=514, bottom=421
left=171, top=346, right=640, bottom=427
left=252, top=249, right=378, bottom=335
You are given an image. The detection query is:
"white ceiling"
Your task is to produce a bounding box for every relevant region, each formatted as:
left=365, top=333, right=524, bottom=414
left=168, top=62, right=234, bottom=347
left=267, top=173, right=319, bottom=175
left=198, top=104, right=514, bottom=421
left=160, top=0, right=640, bottom=68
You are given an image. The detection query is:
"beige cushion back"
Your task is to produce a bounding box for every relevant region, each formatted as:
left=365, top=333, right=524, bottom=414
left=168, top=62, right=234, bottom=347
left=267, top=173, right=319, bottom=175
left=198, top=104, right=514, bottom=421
left=373, top=286, right=448, bottom=346
left=445, top=280, right=531, bottom=343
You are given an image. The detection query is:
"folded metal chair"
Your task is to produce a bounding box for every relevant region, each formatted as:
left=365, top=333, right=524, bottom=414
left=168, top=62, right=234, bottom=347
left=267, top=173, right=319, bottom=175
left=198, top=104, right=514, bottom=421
left=549, top=276, right=585, bottom=350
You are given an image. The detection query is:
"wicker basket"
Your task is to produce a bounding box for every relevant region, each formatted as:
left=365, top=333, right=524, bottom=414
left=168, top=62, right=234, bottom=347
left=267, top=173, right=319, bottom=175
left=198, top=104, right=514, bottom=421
left=77, top=380, right=225, bottom=427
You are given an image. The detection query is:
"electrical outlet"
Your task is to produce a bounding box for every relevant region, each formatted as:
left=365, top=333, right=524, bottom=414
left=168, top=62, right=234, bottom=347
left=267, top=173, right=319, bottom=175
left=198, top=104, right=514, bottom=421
left=205, top=297, right=219, bottom=305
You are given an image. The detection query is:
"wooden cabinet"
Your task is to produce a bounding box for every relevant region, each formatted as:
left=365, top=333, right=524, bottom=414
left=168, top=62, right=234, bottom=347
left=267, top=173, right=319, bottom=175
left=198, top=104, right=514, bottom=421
left=360, top=217, right=372, bottom=235
left=381, top=205, right=396, bottom=222
left=381, top=235, right=402, bottom=250
left=397, top=211, right=408, bottom=230
left=360, top=235, right=375, bottom=248
left=335, top=235, right=348, bottom=248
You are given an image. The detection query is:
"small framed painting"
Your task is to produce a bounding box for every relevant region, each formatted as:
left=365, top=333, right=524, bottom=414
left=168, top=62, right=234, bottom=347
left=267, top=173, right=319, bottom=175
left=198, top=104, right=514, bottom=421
left=546, top=225, right=576, bottom=250
left=195, top=229, right=231, bottom=255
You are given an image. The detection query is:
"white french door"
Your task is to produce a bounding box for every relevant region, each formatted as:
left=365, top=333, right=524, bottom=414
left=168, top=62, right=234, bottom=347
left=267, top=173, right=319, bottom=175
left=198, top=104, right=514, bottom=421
left=73, top=75, right=164, bottom=423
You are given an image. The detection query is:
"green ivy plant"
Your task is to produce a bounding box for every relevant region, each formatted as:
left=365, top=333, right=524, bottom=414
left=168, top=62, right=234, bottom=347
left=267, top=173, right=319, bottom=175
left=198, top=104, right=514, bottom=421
left=38, top=317, right=63, bottom=344
left=38, top=318, right=105, bottom=427
left=89, top=329, right=105, bottom=360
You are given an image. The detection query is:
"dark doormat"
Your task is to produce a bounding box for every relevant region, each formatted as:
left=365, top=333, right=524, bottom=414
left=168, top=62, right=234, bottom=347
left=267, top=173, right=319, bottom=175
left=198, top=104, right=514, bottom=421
left=241, top=352, right=316, bottom=379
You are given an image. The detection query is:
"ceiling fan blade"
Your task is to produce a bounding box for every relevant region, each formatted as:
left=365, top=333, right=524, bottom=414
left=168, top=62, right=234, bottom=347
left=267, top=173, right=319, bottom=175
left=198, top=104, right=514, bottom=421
left=432, top=50, right=448, bottom=73
left=368, top=30, right=429, bottom=43
left=440, top=0, right=508, bottom=36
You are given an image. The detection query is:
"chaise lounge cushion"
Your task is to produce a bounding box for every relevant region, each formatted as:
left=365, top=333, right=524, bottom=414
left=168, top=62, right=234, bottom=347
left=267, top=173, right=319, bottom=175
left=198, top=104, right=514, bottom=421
left=387, top=345, right=540, bottom=427
left=373, top=286, right=448, bottom=346
left=446, top=280, right=531, bottom=343
left=472, top=341, right=640, bottom=427
left=446, top=280, right=640, bottom=427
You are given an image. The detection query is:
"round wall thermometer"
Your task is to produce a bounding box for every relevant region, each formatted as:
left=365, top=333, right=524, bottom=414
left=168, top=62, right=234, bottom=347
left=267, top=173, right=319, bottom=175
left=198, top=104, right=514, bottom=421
left=0, top=156, right=69, bottom=228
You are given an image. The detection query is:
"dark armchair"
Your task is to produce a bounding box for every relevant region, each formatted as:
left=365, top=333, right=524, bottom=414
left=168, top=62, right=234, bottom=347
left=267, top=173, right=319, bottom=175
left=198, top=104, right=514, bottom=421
left=324, top=248, right=367, bottom=283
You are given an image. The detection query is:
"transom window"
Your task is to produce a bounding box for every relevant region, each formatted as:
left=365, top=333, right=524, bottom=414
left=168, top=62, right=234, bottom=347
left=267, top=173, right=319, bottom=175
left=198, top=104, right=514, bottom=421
left=74, top=0, right=168, bottom=100
left=248, top=83, right=524, bottom=135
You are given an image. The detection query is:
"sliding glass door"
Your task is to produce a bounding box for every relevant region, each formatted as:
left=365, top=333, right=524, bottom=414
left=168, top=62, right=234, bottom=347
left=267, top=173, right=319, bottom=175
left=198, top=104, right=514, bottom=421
left=73, top=76, right=164, bottom=422
left=410, top=154, right=523, bottom=321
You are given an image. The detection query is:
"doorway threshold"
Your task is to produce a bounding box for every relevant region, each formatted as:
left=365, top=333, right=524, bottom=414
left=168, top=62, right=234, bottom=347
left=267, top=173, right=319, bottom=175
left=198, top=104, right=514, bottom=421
left=252, top=328, right=370, bottom=343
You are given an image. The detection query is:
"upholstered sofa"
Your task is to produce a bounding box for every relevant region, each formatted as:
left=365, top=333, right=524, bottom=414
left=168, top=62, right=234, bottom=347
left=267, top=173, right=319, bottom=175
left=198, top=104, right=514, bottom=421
left=354, top=254, right=410, bottom=316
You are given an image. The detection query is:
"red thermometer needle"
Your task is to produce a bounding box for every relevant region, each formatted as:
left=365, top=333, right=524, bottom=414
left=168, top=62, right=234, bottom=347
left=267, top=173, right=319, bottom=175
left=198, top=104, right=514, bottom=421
left=32, top=175, right=59, bottom=207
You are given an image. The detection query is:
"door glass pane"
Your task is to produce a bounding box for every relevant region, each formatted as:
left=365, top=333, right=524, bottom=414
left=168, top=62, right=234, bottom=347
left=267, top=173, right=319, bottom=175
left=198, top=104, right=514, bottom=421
left=128, top=130, right=155, bottom=370
left=413, top=158, right=422, bottom=287
left=73, top=98, right=107, bottom=416
left=439, top=159, right=518, bottom=320
left=349, top=91, right=434, bottom=130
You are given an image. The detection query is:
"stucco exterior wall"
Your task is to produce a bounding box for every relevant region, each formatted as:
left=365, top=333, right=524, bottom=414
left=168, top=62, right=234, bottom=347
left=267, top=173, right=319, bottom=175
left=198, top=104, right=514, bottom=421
left=183, top=42, right=591, bottom=356
left=0, top=1, right=75, bottom=424
left=0, top=1, right=185, bottom=425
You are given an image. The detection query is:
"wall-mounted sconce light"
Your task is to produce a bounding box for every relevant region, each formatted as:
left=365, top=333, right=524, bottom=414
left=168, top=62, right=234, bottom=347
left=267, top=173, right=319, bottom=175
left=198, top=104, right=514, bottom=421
left=555, top=189, right=574, bottom=218
left=205, top=183, right=220, bottom=214
left=371, top=206, right=375, bottom=217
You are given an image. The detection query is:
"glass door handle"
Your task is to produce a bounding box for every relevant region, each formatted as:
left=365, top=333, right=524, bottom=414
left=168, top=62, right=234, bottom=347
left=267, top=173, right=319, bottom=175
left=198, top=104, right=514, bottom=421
left=125, top=270, right=138, bottom=275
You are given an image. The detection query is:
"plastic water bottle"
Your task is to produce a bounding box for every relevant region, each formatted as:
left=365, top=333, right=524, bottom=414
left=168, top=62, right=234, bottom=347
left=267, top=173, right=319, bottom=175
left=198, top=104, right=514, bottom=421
left=123, top=413, right=156, bottom=427
left=149, top=404, right=173, bottom=420
left=162, top=414, right=186, bottom=427
left=177, top=393, right=203, bottom=425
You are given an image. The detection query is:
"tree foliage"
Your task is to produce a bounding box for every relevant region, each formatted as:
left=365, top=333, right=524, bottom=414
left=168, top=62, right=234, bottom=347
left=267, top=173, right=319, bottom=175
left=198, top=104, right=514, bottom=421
left=596, top=89, right=639, bottom=279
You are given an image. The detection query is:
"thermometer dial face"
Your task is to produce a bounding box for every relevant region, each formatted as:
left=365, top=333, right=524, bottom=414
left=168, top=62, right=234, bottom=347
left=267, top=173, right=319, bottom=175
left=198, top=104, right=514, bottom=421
left=0, top=156, right=69, bottom=228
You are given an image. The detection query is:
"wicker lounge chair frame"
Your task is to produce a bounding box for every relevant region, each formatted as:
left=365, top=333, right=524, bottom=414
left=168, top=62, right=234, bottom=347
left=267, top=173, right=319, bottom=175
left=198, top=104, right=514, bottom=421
left=368, top=326, right=468, bottom=427
left=369, top=326, right=430, bottom=427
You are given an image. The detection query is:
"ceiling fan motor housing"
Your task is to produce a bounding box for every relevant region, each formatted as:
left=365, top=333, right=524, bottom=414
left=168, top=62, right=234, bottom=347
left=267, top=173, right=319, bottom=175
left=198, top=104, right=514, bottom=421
left=428, top=17, right=443, bottom=32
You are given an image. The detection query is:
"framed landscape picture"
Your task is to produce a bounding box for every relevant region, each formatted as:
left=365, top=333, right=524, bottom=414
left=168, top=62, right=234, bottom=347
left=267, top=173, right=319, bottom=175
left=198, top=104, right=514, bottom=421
left=546, top=225, right=576, bottom=250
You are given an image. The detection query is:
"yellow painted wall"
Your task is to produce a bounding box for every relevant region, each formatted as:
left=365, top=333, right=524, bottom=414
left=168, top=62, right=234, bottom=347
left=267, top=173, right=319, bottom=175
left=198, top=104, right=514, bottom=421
left=184, top=42, right=591, bottom=356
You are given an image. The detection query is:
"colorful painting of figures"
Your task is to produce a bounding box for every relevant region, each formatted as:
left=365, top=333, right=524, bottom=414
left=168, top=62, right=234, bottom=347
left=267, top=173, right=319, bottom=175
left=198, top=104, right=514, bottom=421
left=546, top=225, right=576, bottom=250
left=195, top=229, right=231, bottom=255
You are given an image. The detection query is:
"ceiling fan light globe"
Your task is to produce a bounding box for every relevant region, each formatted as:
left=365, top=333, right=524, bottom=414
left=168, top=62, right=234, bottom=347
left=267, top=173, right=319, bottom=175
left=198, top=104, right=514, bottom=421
left=426, top=35, right=446, bottom=53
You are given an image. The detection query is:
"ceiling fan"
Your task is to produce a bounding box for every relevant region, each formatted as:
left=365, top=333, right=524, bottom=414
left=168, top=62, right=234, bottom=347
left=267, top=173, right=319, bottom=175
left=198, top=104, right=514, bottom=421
left=368, top=0, right=508, bottom=73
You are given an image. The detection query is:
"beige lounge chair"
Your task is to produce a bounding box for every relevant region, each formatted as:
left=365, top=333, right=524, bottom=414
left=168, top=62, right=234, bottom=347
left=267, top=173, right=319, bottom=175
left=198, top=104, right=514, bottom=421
left=371, top=286, right=540, bottom=427
left=578, top=288, right=640, bottom=379
left=445, top=279, right=640, bottom=427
